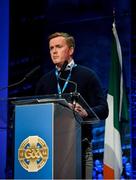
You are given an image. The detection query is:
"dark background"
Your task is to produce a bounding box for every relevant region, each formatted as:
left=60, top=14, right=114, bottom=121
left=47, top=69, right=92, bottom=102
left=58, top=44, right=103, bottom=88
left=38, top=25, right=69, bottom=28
left=3, top=0, right=136, bottom=178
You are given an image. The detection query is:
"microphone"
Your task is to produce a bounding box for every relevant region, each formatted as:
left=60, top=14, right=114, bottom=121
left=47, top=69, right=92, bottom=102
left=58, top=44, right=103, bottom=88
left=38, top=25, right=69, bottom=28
left=70, top=92, right=100, bottom=124
left=58, top=61, right=68, bottom=76
left=24, top=65, right=40, bottom=79
left=58, top=61, right=100, bottom=123
left=0, top=65, right=40, bottom=91
left=58, top=61, right=77, bottom=93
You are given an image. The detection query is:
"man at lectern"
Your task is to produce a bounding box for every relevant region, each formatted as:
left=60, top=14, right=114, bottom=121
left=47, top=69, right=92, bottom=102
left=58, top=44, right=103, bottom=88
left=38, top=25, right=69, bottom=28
left=36, top=32, right=109, bottom=179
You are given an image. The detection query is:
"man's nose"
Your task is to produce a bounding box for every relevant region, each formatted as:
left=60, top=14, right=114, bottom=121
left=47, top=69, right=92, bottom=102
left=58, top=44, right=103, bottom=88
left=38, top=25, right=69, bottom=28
left=53, top=47, right=57, bottom=53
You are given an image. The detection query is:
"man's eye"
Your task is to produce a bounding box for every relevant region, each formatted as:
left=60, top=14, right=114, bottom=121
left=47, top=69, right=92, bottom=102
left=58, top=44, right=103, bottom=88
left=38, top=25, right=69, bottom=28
left=57, top=45, right=62, bottom=48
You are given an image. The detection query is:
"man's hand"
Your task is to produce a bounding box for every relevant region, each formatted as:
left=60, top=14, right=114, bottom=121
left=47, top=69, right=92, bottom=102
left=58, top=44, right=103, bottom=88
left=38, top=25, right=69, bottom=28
left=68, top=102, right=88, bottom=118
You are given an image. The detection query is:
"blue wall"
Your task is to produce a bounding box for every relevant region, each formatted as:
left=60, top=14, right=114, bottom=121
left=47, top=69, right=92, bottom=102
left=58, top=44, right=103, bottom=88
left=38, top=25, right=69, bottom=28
left=0, top=0, right=9, bottom=178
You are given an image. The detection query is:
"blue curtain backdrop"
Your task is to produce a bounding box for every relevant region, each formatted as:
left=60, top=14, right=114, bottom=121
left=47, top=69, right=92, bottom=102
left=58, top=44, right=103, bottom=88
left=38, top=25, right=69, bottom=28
left=0, top=0, right=9, bottom=178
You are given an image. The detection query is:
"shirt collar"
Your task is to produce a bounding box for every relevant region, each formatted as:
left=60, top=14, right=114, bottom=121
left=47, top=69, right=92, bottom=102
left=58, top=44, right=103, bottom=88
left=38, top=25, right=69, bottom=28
left=65, top=59, right=75, bottom=70
left=56, top=59, right=75, bottom=71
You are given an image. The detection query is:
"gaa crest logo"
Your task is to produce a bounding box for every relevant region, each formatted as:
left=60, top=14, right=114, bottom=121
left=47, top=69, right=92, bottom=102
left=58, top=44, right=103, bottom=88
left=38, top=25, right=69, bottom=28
left=18, top=136, right=49, bottom=172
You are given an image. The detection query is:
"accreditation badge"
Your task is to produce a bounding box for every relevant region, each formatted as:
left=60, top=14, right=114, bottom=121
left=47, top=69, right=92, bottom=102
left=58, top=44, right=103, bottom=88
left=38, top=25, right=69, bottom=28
left=18, top=135, right=49, bottom=172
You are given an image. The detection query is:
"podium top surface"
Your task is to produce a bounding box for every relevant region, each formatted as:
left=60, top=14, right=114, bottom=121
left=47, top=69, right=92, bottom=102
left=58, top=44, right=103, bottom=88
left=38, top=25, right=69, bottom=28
left=0, top=92, right=100, bottom=124
left=8, top=93, right=89, bottom=110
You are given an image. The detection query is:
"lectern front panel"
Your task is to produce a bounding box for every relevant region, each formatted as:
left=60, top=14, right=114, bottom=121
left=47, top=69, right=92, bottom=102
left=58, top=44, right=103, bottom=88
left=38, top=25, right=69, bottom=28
left=13, top=100, right=82, bottom=179
left=14, top=103, right=54, bottom=179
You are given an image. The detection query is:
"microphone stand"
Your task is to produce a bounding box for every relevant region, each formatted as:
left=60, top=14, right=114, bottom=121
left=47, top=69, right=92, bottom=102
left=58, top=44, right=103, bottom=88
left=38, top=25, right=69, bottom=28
left=58, top=63, right=100, bottom=124
left=58, top=76, right=78, bottom=94
left=58, top=72, right=82, bottom=124
left=0, top=65, right=40, bottom=91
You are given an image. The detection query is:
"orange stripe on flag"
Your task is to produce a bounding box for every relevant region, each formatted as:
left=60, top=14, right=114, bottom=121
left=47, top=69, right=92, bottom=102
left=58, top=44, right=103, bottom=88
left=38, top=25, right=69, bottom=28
left=103, top=164, right=114, bottom=179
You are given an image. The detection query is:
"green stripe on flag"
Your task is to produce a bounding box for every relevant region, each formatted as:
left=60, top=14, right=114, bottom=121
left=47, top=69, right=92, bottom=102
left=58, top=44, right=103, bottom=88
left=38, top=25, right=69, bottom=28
left=109, top=28, right=121, bottom=131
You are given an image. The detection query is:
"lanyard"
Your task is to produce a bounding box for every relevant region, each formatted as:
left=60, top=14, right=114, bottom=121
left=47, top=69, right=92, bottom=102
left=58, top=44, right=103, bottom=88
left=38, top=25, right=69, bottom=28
left=55, top=64, right=76, bottom=95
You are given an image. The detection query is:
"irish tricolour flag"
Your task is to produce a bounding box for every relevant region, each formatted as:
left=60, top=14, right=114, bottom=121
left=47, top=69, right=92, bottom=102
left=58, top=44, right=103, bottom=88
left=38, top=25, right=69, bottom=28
left=103, top=22, right=126, bottom=179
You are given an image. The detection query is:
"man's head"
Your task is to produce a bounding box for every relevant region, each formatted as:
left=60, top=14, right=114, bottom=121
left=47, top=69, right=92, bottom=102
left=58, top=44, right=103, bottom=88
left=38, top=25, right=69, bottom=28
left=48, top=32, right=75, bottom=68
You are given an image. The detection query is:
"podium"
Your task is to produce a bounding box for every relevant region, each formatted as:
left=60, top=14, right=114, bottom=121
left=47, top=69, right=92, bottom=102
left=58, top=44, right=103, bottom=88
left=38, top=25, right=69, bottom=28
left=13, top=96, right=83, bottom=179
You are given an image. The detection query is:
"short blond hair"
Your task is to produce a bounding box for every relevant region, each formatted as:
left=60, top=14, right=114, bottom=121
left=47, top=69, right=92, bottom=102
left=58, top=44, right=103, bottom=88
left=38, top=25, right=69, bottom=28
left=48, top=32, right=75, bottom=48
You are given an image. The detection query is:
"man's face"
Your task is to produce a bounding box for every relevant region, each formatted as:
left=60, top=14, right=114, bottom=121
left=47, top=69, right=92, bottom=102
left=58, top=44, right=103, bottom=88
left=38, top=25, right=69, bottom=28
left=49, top=36, right=74, bottom=68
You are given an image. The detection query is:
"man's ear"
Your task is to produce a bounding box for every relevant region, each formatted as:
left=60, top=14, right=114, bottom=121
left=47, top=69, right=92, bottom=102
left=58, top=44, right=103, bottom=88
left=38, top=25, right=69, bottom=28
left=69, top=47, right=74, bottom=56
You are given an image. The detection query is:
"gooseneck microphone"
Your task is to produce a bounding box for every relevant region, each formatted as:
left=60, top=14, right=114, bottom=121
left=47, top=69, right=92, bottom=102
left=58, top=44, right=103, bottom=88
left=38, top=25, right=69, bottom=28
left=59, top=61, right=68, bottom=75
left=58, top=61, right=100, bottom=123
left=0, top=65, right=40, bottom=91
left=58, top=61, right=77, bottom=93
